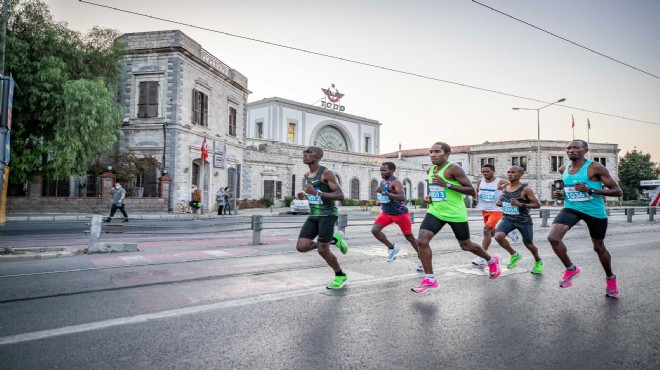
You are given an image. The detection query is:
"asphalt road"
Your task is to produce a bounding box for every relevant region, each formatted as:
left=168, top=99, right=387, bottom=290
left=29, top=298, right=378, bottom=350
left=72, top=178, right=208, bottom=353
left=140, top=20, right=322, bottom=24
left=0, top=213, right=658, bottom=369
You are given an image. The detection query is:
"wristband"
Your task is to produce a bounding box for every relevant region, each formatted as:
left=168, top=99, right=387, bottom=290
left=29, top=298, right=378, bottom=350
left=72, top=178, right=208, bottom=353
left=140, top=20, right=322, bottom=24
left=446, top=183, right=452, bottom=189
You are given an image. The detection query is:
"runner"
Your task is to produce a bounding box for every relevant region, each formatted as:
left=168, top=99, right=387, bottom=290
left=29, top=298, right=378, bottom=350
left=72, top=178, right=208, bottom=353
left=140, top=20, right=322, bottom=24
left=296, top=146, right=350, bottom=289
left=472, top=164, right=519, bottom=267
left=493, top=166, right=544, bottom=273
left=412, top=142, right=501, bottom=294
left=371, top=162, right=421, bottom=270
left=548, top=140, right=623, bottom=297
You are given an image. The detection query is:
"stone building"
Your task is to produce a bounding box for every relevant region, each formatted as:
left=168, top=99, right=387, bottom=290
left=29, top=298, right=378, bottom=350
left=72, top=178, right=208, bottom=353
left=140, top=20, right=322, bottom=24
left=118, top=30, right=250, bottom=209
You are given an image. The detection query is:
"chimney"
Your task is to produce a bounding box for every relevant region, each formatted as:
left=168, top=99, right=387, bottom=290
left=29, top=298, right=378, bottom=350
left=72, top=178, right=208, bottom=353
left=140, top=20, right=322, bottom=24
left=398, top=143, right=402, bottom=160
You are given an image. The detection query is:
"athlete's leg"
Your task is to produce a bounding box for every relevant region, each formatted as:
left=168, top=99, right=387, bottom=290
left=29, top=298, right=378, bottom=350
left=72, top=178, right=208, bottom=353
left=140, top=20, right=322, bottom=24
left=547, top=223, right=572, bottom=267
left=404, top=234, right=419, bottom=253
left=297, top=217, right=320, bottom=253
left=417, top=229, right=435, bottom=274
left=493, top=218, right=517, bottom=255
left=371, top=224, right=394, bottom=249
left=316, top=241, right=342, bottom=272
left=592, top=239, right=613, bottom=276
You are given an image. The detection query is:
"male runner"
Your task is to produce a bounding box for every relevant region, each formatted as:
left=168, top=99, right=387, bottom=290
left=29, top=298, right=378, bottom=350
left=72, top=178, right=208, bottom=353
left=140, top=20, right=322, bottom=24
left=296, top=146, right=350, bottom=289
left=548, top=140, right=623, bottom=297
left=472, top=164, right=519, bottom=267
left=412, top=142, right=501, bottom=294
left=371, top=162, right=421, bottom=269
left=493, top=166, right=544, bottom=273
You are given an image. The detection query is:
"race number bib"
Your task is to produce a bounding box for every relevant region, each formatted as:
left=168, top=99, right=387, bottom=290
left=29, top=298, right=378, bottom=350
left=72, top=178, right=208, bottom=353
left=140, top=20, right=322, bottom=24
left=428, top=183, right=446, bottom=202
left=306, top=188, right=322, bottom=205
left=502, top=200, right=519, bottom=215
left=376, top=193, right=390, bottom=203
left=479, top=188, right=497, bottom=202
left=564, top=186, right=592, bottom=202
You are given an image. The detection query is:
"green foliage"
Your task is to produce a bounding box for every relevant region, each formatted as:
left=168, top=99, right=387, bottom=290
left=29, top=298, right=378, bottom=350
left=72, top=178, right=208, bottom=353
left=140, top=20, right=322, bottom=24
left=413, top=198, right=428, bottom=209
left=5, top=0, right=126, bottom=184
left=261, top=197, right=275, bottom=208
left=340, top=198, right=361, bottom=206
left=617, top=150, right=660, bottom=201
left=284, top=196, right=294, bottom=207
left=620, top=200, right=649, bottom=207
left=110, top=153, right=163, bottom=185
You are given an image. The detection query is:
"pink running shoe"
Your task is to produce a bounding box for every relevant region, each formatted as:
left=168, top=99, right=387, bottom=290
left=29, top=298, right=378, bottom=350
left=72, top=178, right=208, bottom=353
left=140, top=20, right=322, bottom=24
left=488, top=255, right=501, bottom=279
left=605, top=276, right=619, bottom=298
left=411, top=278, right=439, bottom=294
left=559, top=266, right=581, bottom=288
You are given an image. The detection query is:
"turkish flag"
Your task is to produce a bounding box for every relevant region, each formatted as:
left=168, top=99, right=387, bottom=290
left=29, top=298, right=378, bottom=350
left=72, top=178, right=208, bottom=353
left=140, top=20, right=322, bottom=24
left=201, top=137, right=208, bottom=162
left=571, top=115, right=575, bottom=128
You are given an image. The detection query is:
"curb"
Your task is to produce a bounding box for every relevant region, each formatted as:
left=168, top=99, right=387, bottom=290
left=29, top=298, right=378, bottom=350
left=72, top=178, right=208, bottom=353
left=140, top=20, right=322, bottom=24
left=0, top=247, right=81, bottom=261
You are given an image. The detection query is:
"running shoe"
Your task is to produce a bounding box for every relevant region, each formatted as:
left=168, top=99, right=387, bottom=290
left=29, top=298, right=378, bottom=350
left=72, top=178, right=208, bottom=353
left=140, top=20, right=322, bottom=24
left=507, top=230, right=520, bottom=243
left=531, top=260, right=544, bottom=274
left=488, top=255, right=501, bottom=279
left=326, top=275, right=348, bottom=289
left=472, top=256, right=486, bottom=267
left=605, top=276, right=619, bottom=298
left=416, top=259, right=424, bottom=272
left=411, top=278, right=438, bottom=294
left=506, top=252, right=522, bottom=269
left=386, top=243, right=401, bottom=262
left=559, top=266, right=581, bottom=288
left=333, top=231, right=349, bottom=254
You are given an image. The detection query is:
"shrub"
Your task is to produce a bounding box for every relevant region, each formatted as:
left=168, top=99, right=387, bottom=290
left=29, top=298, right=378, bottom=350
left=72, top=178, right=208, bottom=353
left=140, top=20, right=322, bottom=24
left=621, top=200, right=649, bottom=207
left=261, top=197, right=275, bottom=208
left=236, top=198, right=267, bottom=209
left=340, top=198, right=361, bottom=206
left=284, top=196, right=295, bottom=207
left=413, top=198, right=428, bottom=209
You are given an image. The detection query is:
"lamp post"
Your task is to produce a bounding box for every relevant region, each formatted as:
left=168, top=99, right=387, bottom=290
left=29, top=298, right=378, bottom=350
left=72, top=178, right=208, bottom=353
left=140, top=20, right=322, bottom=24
left=512, top=98, right=566, bottom=198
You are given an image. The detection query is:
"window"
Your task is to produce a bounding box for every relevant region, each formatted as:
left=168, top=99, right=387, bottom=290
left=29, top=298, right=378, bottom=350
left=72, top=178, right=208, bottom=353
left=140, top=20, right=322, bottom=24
left=480, top=158, right=494, bottom=167
left=192, top=90, right=208, bottom=126
left=455, top=161, right=463, bottom=168
left=350, top=178, right=360, bottom=200
left=364, top=136, right=370, bottom=153
left=288, top=123, right=296, bottom=143
left=370, top=179, right=379, bottom=200
left=417, top=181, right=425, bottom=199
left=551, top=156, right=564, bottom=172
left=594, top=157, right=607, bottom=166
left=256, top=122, right=263, bottom=139
left=264, top=180, right=282, bottom=199
left=291, top=174, right=296, bottom=196
left=229, top=107, right=237, bottom=136
left=314, top=126, right=348, bottom=151
left=511, top=156, right=528, bottom=171
left=138, top=81, right=159, bottom=118
left=403, top=179, right=412, bottom=200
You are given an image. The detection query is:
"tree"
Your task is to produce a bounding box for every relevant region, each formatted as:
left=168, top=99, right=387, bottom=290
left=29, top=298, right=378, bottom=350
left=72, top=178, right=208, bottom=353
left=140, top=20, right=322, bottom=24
left=4, top=0, right=125, bottom=184
left=617, top=149, right=660, bottom=201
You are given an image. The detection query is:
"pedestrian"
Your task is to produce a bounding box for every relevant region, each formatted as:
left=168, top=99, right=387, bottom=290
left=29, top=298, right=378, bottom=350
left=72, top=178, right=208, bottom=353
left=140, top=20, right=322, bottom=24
left=412, top=142, right=501, bottom=294
left=190, top=185, right=202, bottom=219
left=493, top=166, right=544, bottom=273
left=548, top=140, right=623, bottom=297
left=216, top=187, right=226, bottom=215
left=104, top=182, right=128, bottom=223
left=223, top=187, right=232, bottom=215
left=371, top=161, right=421, bottom=270
left=296, top=146, right=349, bottom=289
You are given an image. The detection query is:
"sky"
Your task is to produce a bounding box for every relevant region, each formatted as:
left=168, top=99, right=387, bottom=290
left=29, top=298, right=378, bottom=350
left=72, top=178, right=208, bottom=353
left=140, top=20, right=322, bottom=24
left=45, top=0, right=660, bottom=162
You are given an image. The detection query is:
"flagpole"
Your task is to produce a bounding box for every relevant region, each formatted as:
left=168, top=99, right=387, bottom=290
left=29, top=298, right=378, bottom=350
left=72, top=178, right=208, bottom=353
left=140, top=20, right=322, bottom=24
left=572, top=115, right=575, bottom=140
left=587, top=118, right=591, bottom=146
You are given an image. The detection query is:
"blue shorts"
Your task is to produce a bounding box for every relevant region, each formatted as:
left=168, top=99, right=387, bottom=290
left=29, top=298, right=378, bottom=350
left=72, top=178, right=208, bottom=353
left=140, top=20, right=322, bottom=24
left=496, top=217, right=534, bottom=245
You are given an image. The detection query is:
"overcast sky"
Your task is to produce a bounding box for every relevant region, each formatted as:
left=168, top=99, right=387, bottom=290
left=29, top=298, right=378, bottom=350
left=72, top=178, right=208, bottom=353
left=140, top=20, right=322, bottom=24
left=46, top=0, right=660, bottom=162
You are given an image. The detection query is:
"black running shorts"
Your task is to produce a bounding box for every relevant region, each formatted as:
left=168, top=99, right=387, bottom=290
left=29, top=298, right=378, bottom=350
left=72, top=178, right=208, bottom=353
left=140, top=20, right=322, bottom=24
left=298, top=215, right=338, bottom=243
left=420, top=213, right=471, bottom=241
left=553, top=208, right=608, bottom=240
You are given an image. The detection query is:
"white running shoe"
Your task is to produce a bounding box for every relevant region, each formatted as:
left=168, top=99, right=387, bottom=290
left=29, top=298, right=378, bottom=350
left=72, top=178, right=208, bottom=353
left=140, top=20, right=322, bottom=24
left=507, top=230, right=520, bottom=243
left=416, top=259, right=424, bottom=272
left=386, top=243, right=401, bottom=262
left=472, top=256, right=486, bottom=267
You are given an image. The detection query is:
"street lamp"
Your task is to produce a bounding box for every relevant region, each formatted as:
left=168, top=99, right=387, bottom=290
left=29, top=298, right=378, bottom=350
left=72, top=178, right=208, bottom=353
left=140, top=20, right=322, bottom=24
left=512, top=98, right=566, bottom=198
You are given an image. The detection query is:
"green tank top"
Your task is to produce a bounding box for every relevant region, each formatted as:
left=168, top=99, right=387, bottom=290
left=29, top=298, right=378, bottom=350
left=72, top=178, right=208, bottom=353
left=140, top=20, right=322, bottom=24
left=305, top=166, right=339, bottom=216
left=427, top=162, right=468, bottom=222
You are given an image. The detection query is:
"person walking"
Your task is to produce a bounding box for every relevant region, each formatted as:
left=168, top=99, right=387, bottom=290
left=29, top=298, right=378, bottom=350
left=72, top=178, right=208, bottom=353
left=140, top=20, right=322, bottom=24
left=296, top=146, right=350, bottom=289
left=493, top=166, right=544, bottom=273
left=190, top=185, right=202, bottom=219
left=216, top=188, right=226, bottom=215
left=412, top=142, right=501, bottom=294
left=104, top=182, right=128, bottom=223
left=223, top=187, right=232, bottom=215
left=371, top=161, right=421, bottom=270
left=548, top=140, right=623, bottom=297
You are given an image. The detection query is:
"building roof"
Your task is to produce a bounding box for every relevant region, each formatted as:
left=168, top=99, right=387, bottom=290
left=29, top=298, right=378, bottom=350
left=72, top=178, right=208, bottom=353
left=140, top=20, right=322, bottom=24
left=247, top=97, right=380, bottom=125
left=381, top=145, right=471, bottom=158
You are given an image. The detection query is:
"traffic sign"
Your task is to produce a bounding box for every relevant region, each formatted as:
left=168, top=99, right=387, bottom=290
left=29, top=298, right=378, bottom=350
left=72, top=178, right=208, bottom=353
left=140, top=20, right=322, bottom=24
left=640, top=180, right=660, bottom=186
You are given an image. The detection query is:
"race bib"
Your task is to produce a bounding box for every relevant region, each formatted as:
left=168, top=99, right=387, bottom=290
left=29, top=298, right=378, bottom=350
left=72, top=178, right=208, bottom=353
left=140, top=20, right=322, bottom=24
left=306, top=188, right=322, bottom=205
left=564, top=186, right=592, bottom=202
left=376, top=193, right=390, bottom=203
left=502, top=200, right=519, bottom=215
left=428, top=183, right=446, bottom=202
left=479, top=188, right=497, bottom=202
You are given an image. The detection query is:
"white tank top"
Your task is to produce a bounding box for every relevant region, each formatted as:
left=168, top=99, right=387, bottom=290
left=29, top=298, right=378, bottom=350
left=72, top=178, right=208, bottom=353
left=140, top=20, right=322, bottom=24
left=476, top=177, right=503, bottom=211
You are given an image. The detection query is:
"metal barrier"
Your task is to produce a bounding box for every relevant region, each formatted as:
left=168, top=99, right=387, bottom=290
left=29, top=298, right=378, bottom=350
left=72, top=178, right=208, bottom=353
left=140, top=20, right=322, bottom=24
left=337, top=214, right=348, bottom=235
left=251, top=215, right=263, bottom=245
left=626, top=208, right=635, bottom=222
left=410, top=212, right=415, bottom=225
left=540, top=209, right=551, bottom=227
left=649, top=207, right=656, bottom=221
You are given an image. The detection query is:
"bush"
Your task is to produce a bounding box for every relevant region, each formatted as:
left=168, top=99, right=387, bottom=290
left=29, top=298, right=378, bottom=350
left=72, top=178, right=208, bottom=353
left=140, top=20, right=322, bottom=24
left=284, top=196, right=295, bottom=207
left=340, top=198, right=361, bottom=206
left=261, top=197, right=275, bottom=208
left=620, top=200, right=649, bottom=207
left=413, top=198, right=428, bottom=209
left=236, top=198, right=267, bottom=209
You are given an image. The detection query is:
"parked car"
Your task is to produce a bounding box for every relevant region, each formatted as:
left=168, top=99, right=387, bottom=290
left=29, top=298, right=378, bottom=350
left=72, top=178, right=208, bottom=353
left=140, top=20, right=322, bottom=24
left=290, top=199, right=310, bottom=214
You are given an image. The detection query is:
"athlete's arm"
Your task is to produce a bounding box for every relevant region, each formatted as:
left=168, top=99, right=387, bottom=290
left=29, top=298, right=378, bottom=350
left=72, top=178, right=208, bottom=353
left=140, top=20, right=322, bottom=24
left=498, top=179, right=510, bottom=190
left=385, top=180, right=406, bottom=201
left=320, top=169, right=345, bottom=201
left=590, top=163, right=623, bottom=197
left=447, top=165, right=477, bottom=197
left=511, top=187, right=540, bottom=209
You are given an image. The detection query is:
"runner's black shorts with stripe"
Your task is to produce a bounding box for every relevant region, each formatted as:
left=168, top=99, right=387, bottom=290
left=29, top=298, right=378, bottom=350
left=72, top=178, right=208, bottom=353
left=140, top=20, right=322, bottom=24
left=298, top=215, right=338, bottom=243
left=552, top=208, right=608, bottom=240
left=420, top=213, right=471, bottom=241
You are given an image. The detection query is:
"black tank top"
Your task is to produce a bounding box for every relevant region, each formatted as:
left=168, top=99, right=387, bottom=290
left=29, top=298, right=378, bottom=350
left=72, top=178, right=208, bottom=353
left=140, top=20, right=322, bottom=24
left=501, top=183, right=531, bottom=222
left=304, top=166, right=338, bottom=216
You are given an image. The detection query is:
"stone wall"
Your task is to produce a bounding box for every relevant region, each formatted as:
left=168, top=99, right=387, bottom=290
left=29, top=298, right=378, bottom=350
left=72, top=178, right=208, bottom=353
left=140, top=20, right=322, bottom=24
left=5, top=197, right=168, bottom=214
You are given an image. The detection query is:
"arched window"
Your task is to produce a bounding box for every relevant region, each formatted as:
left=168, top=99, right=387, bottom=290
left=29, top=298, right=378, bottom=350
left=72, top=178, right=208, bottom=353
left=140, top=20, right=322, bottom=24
left=350, top=178, right=360, bottom=200
left=417, top=181, right=426, bottom=199
left=370, top=179, right=379, bottom=200
left=314, top=126, right=348, bottom=152
left=403, top=179, right=412, bottom=201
